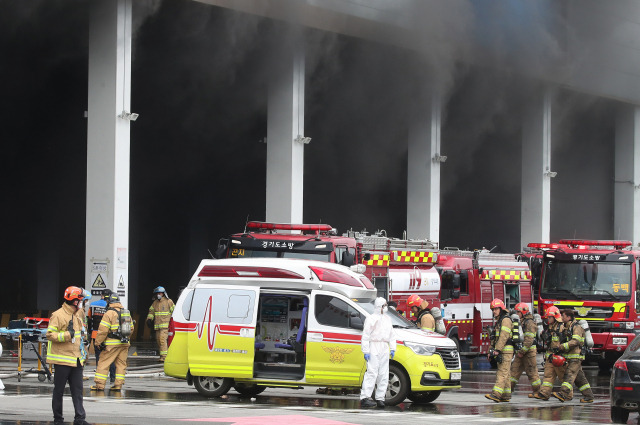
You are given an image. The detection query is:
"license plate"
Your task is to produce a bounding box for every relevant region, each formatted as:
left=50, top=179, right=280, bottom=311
left=451, top=372, right=461, bottom=380
left=613, top=337, right=627, bottom=345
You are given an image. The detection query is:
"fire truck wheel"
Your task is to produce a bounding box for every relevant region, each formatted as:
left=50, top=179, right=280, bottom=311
left=450, top=336, right=460, bottom=352
left=233, top=383, right=266, bottom=396
left=407, top=390, right=441, bottom=404
left=385, top=364, right=409, bottom=406
left=193, top=375, right=232, bottom=397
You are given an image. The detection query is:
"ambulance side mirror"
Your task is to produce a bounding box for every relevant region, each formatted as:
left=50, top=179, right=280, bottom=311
left=214, top=239, right=229, bottom=259
left=341, top=250, right=355, bottom=267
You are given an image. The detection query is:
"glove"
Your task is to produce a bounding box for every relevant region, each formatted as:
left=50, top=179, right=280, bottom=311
left=147, top=319, right=154, bottom=329
left=100, top=342, right=106, bottom=351
left=364, top=354, right=370, bottom=362
left=67, top=320, right=75, bottom=339
left=390, top=350, right=395, bottom=359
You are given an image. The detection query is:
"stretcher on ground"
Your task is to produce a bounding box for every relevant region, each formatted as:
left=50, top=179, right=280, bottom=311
left=0, top=317, right=53, bottom=382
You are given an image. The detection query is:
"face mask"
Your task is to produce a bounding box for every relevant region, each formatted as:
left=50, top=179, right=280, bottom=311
left=382, top=306, right=388, bottom=314
left=157, top=294, right=162, bottom=300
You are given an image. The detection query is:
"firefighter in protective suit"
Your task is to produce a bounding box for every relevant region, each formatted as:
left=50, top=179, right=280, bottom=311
left=533, top=305, right=564, bottom=400
left=406, top=295, right=436, bottom=332
left=46, top=286, right=90, bottom=425
left=508, top=303, right=541, bottom=399
left=360, top=297, right=396, bottom=409
left=147, top=286, right=175, bottom=362
left=552, top=309, right=594, bottom=403
left=485, top=298, right=514, bottom=402
left=91, top=293, right=131, bottom=391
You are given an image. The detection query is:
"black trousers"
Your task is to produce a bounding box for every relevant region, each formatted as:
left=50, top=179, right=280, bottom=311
left=52, top=363, right=86, bottom=423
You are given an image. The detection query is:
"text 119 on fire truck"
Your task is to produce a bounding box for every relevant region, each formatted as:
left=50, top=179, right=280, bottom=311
left=216, top=221, right=533, bottom=355
left=520, top=239, right=640, bottom=370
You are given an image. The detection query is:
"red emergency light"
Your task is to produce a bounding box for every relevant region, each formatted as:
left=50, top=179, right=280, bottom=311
left=309, top=266, right=363, bottom=288
left=198, top=265, right=305, bottom=279
left=246, top=222, right=333, bottom=232
left=527, top=243, right=563, bottom=250
left=558, top=239, right=632, bottom=249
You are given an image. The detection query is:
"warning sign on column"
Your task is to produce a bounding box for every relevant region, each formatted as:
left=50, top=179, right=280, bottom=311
left=92, top=274, right=106, bottom=288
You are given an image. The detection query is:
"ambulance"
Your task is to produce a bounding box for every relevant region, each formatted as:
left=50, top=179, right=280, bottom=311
left=164, top=258, right=461, bottom=405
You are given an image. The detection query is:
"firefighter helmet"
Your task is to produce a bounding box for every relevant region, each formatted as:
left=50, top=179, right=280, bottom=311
left=407, top=294, right=426, bottom=308
left=551, top=354, right=567, bottom=367
left=545, top=306, right=561, bottom=320
left=153, top=286, right=166, bottom=294
left=105, top=293, right=120, bottom=304
left=514, top=302, right=530, bottom=314
left=64, top=286, right=85, bottom=301
left=490, top=298, right=508, bottom=311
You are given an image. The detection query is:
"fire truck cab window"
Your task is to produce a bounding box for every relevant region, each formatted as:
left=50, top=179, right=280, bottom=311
left=541, top=260, right=632, bottom=300
left=505, top=285, right=520, bottom=309
left=315, top=295, right=361, bottom=329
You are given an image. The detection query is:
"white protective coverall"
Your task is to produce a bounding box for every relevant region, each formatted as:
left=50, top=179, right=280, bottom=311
left=360, top=297, right=397, bottom=401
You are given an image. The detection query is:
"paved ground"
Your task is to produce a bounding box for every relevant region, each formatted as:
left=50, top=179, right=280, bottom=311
left=0, top=348, right=638, bottom=425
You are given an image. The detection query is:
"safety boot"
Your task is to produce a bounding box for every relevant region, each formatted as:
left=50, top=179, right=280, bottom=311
left=580, top=397, right=594, bottom=403
left=360, top=398, right=376, bottom=408
left=110, top=385, right=122, bottom=392
left=376, top=400, right=385, bottom=409
left=551, top=392, right=566, bottom=402
left=484, top=393, right=501, bottom=403
left=533, top=393, right=549, bottom=401
left=89, top=385, right=104, bottom=391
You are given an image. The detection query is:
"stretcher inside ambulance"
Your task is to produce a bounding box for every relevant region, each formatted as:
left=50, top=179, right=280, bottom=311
left=164, top=258, right=461, bottom=405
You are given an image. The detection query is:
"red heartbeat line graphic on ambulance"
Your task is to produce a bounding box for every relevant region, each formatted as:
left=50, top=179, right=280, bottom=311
left=195, top=296, right=249, bottom=351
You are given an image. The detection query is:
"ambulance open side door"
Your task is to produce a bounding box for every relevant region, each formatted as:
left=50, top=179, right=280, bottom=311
left=187, top=285, right=259, bottom=378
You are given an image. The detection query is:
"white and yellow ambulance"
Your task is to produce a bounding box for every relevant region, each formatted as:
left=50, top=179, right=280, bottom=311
left=164, top=258, right=461, bottom=405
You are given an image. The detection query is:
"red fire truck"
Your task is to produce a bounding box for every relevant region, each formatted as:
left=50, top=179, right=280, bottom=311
left=521, top=239, right=640, bottom=369
left=217, top=222, right=533, bottom=355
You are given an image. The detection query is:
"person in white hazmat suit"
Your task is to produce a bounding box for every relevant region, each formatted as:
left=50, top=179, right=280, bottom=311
left=360, top=297, right=396, bottom=409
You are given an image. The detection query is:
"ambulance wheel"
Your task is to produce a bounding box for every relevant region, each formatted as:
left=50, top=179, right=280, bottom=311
left=407, top=390, right=441, bottom=404
left=38, top=373, right=46, bottom=382
left=233, top=383, right=266, bottom=396
left=193, top=376, right=232, bottom=397
left=611, top=406, right=629, bottom=424
left=385, top=364, right=409, bottom=406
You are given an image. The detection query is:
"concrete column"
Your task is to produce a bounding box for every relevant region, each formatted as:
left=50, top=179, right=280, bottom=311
left=614, top=105, right=640, bottom=245
left=407, top=93, right=442, bottom=243
left=521, top=88, right=553, bottom=248
left=266, top=43, right=305, bottom=224
left=85, top=0, right=132, bottom=308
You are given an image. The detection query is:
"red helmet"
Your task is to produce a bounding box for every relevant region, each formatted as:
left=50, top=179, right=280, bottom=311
left=551, top=354, right=567, bottom=367
left=545, top=306, right=561, bottom=320
left=407, top=295, right=426, bottom=308
left=514, top=303, right=530, bottom=314
left=64, top=286, right=85, bottom=301
left=490, top=298, right=507, bottom=311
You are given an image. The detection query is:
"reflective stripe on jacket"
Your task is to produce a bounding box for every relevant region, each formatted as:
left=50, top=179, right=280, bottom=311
left=46, top=303, right=85, bottom=367
left=147, top=297, right=175, bottom=330
left=493, top=314, right=513, bottom=352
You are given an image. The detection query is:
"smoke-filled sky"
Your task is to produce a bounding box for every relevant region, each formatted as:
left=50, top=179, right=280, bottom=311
left=0, top=0, right=622, bottom=312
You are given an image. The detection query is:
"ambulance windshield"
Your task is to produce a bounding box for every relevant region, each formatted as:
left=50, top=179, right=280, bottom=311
left=230, top=248, right=331, bottom=262
left=357, top=301, right=417, bottom=329
left=540, top=260, right=632, bottom=301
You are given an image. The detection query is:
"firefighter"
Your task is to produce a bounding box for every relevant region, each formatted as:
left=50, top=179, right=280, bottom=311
left=508, top=303, right=541, bottom=398
left=87, top=289, right=116, bottom=382
left=551, top=309, right=594, bottom=403
left=46, top=286, right=91, bottom=425
left=485, top=298, right=514, bottom=403
left=91, top=293, right=131, bottom=391
left=532, top=305, right=564, bottom=400
left=360, top=297, right=396, bottom=409
left=147, top=286, right=175, bottom=362
left=406, top=295, right=435, bottom=331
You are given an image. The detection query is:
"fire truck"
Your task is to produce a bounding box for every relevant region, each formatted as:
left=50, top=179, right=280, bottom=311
left=217, top=222, right=533, bottom=355
left=521, top=239, right=640, bottom=369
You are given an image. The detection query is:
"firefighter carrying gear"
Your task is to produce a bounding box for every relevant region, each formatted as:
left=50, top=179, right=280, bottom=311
left=509, top=312, right=541, bottom=396
left=147, top=288, right=175, bottom=361
left=554, top=318, right=594, bottom=402
left=485, top=307, right=514, bottom=402
left=93, top=300, right=132, bottom=390
left=407, top=295, right=436, bottom=332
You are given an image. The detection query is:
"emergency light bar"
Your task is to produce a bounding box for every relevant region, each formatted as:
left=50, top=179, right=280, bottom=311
left=558, top=239, right=632, bottom=249
left=527, top=243, right=565, bottom=250
left=198, top=265, right=304, bottom=279
left=246, top=222, right=333, bottom=233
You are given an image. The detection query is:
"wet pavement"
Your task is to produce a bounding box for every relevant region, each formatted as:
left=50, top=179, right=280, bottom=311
left=0, top=352, right=638, bottom=425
